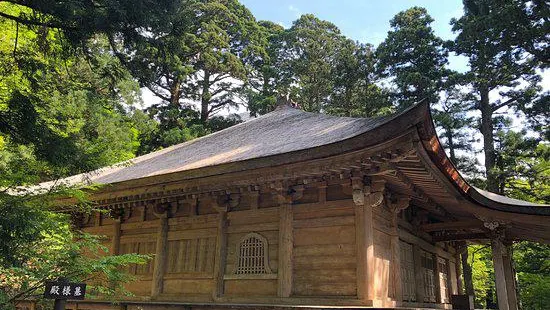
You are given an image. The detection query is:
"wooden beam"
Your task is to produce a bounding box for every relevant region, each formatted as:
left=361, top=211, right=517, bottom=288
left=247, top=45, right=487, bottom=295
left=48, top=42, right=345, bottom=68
left=502, top=244, right=519, bottom=310
left=454, top=251, right=463, bottom=294
left=420, top=220, right=484, bottom=232
left=278, top=203, right=293, bottom=297
left=212, top=210, right=228, bottom=299
left=150, top=210, right=168, bottom=299
left=433, top=253, right=442, bottom=303
left=432, top=232, right=488, bottom=242
left=354, top=176, right=385, bottom=302
left=492, top=238, right=510, bottom=310
left=111, top=217, right=121, bottom=255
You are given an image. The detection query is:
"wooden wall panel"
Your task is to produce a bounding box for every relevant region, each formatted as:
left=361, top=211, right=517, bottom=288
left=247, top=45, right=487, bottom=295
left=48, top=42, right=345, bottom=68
left=165, top=237, right=216, bottom=274
left=326, top=184, right=352, bottom=201
left=293, top=203, right=354, bottom=220
left=125, top=279, right=152, bottom=295
left=374, top=229, right=391, bottom=300
left=224, top=279, right=277, bottom=296
left=119, top=241, right=156, bottom=276
left=292, top=208, right=356, bottom=297
left=162, top=279, right=214, bottom=295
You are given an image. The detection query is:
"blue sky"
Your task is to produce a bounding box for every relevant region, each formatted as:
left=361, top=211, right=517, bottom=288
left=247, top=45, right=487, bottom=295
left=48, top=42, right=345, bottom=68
left=240, top=0, right=468, bottom=71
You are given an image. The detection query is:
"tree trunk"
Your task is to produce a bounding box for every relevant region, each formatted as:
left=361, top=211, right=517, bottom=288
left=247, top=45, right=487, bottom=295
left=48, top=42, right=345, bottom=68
left=200, top=71, right=211, bottom=123
left=446, top=129, right=457, bottom=163
left=461, top=249, right=475, bottom=298
left=479, top=85, right=498, bottom=193
left=168, top=78, right=181, bottom=128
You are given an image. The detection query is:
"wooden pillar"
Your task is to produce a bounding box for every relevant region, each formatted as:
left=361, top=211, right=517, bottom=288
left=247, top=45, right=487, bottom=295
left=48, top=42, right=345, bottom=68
left=461, top=247, right=475, bottom=298
left=445, top=257, right=453, bottom=300
left=491, top=237, right=510, bottom=310
left=278, top=203, right=293, bottom=297
left=502, top=243, right=518, bottom=310
left=111, top=217, right=122, bottom=255
left=388, top=196, right=409, bottom=303
left=433, top=253, right=442, bottom=303
left=151, top=204, right=169, bottom=299
left=353, top=176, right=385, bottom=302
left=354, top=202, right=372, bottom=301
left=213, top=210, right=228, bottom=299
left=455, top=250, right=463, bottom=294
left=413, top=244, right=425, bottom=302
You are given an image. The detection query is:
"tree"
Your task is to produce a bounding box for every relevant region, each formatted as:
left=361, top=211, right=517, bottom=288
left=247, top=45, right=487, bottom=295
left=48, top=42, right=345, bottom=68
left=451, top=0, right=547, bottom=194
left=110, top=0, right=263, bottom=150
left=282, top=14, right=344, bottom=112
left=326, top=40, right=392, bottom=117
left=0, top=14, right=150, bottom=309
left=245, top=20, right=285, bottom=116
left=432, top=81, right=482, bottom=178
left=377, top=7, right=449, bottom=109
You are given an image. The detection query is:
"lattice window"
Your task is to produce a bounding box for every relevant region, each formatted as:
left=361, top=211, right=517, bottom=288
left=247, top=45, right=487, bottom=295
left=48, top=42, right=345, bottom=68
left=421, top=251, right=436, bottom=303
left=234, top=232, right=272, bottom=275
left=400, top=241, right=416, bottom=301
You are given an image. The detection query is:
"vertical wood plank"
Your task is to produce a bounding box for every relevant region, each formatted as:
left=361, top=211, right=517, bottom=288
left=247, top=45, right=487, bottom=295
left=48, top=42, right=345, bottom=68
left=503, top=244, right=519, bottom=310
left=318, top=183, right=327, bottom=203
left=151, top=213, right=168, bottom=299
left=250, top=191, right=259, bottom=210
left=455, top=251, right=463, bottom=294
left=278, top=203, right=293, bottom=297
left=433, top=253, right=442, bottom=303
left=111, top=218, right=121, bottom=255
left=212, top=211, right=228, bottom=299
left=492, top=238, right=510, bottom=310
left=355, top=202, right=375, bottom=302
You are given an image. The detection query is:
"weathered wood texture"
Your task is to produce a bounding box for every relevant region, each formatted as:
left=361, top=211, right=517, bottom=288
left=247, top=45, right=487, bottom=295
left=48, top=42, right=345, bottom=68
left=151, top=213, right=169, bottom=298
left=223, top=208, right=279, bottom=297
left=76, top=189, right=460, bottom=308
left=293, top=204, right=357, bottom=297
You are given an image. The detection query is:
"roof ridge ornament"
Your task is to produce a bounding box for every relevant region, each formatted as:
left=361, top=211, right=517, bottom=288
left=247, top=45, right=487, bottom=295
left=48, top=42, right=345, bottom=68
left=275, top=94, right=300, bottom=110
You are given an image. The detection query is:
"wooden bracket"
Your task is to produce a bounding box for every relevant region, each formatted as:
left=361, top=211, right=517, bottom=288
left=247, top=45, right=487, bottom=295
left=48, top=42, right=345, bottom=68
left=352, top=175, right=386, bottom=208
left=152, top=202, right=176, bottom=218
left=110, top=205, right=131, bottom=222
left=387, top=195, right=411, bottom=214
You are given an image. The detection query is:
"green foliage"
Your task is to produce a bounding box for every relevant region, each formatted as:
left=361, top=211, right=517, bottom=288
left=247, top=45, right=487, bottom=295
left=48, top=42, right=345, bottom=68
left=468, top=245, right=493, bottom=308
left=514, top=241, right=550, bottom=310
left=0, top=189, right=149, bottom=309
left=0, top=4, right=152, bottom=308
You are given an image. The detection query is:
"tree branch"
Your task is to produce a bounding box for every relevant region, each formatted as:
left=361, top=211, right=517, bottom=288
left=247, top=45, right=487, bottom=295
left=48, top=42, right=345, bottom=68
left=0, top=11, right=77, bottom=30
left=146, top=86, right=171, bottom=102
left=491, top=95, right=520, bottom=112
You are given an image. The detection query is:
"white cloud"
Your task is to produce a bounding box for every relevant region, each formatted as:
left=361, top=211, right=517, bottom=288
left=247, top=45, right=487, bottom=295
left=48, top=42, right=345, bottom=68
left=288, top=5, right=301, bottom=17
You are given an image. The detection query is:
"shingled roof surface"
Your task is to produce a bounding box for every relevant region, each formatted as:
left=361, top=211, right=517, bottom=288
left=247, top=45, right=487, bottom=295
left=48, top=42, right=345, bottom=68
left=46, top=105, right=398, bottom=187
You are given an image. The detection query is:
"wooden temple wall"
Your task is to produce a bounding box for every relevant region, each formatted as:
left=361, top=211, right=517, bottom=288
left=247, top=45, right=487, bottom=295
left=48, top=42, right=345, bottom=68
left=54, top=181, right=460, bottom=309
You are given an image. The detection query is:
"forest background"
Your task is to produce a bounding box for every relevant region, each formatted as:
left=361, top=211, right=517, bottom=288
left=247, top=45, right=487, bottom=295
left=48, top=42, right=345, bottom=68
left=0, top=0, right=548, bottom=309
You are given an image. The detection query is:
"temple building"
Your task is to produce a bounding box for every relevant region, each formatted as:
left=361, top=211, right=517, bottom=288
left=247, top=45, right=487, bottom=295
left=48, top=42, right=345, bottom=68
left=19, top=102, right=550, bottom=309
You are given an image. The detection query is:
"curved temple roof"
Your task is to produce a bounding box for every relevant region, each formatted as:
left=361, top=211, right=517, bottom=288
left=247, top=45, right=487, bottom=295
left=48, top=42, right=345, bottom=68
left=37, top=102, right=549, bottom=216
